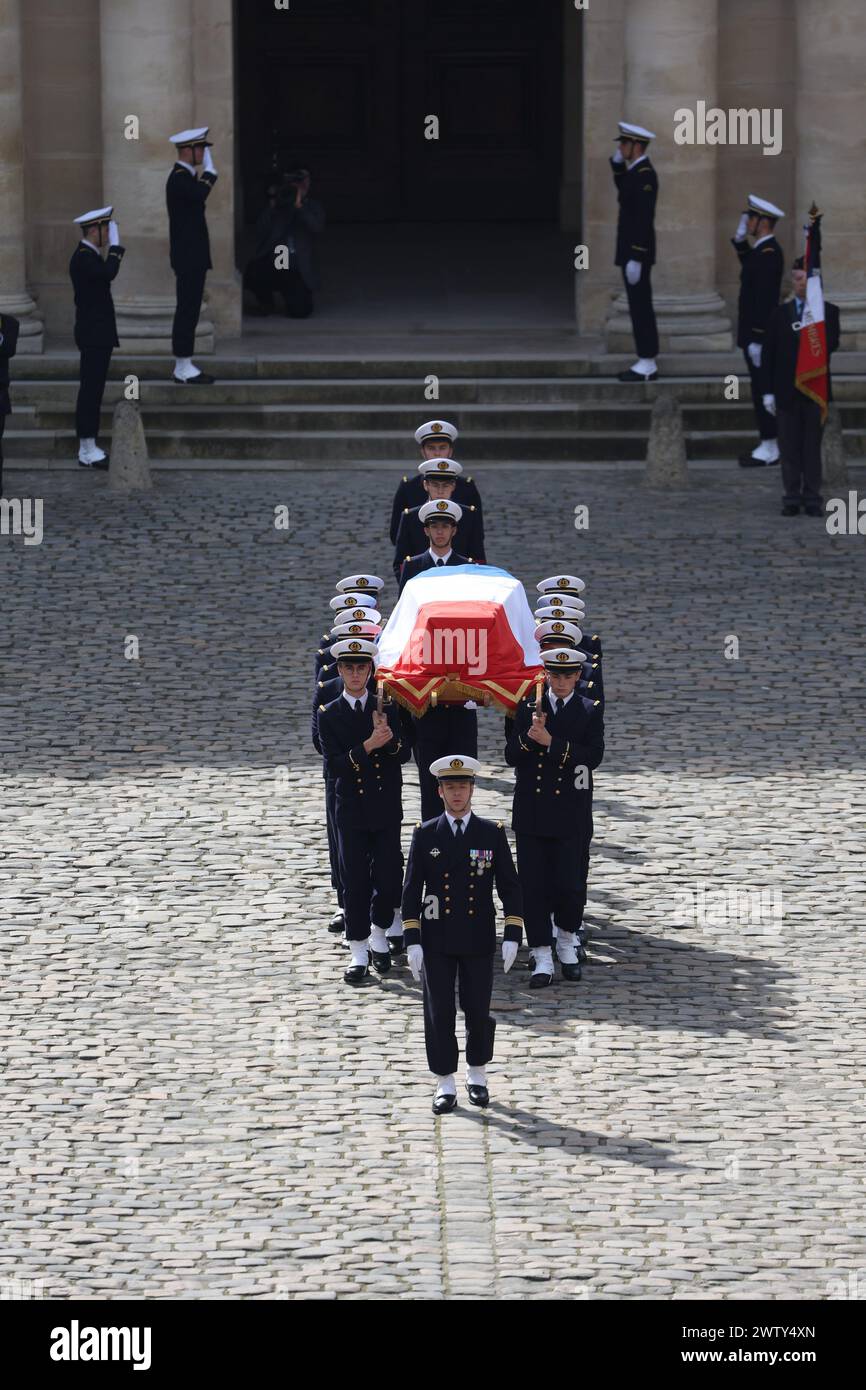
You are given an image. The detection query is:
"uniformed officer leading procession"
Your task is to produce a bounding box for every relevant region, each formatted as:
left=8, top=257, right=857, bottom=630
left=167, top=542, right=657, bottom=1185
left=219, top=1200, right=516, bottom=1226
left=311, top=420, right=607, bottom=1110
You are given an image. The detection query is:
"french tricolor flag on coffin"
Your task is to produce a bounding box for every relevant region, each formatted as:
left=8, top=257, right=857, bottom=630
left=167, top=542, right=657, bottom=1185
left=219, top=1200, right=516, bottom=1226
left=376, top=565, right=544, bottom=715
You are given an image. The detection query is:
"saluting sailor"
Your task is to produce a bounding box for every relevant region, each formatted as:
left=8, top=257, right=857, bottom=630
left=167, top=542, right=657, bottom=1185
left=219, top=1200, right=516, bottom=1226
left=505, top=647, right=604, bottom=988
left=318, top=638, right=411, bottom=986
left=69, top=206, right=125, bottom=468
left=402, top=755, right=523, bottom=1115
left=732, top=195, right=785, bottom=468
left=611, top=121, right=660, bottom=383
left=166, top=126, right=218, bottom=385
left=389, top=420, right=484, bottom=548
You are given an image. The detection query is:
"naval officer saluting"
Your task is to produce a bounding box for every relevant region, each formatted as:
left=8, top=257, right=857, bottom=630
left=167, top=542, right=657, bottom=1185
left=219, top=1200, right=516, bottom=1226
left=69, top=206, right=125, bottom=468
left=166, top=126, right=218, bottom=385
left=611, top=121, right=660, bottom=383
left=732, top=195, right=785, bottom=467
left=402, top=755, right=523, bottom=1114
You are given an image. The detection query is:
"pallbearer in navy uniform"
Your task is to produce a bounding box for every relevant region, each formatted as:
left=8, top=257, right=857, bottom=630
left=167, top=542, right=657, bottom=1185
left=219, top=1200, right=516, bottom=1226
left=400, top=496, right=479, bottom=821
left=402, top=756, right=523, bottom=1114
left=166, top=126, right=218, bottom=385
left=393, top=457, right=484, bottom=578
left=389, top=420, right=484, bottom=547
left=398, top=497, right=471, bottom=593
left=69, top=206, right=125, bottom=468
left=732, top=195, right=785, bottom=467
left=505, top=648, right=604, bottom=988
left=312, top=616, right=382, bottom=937
left=318, top=639, right=411, bottom=985
left=611, top=121, right=660, bottom=383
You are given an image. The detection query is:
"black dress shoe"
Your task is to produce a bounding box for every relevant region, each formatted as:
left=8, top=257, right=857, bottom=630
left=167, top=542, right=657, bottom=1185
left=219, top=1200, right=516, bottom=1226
left=388, top=935, right=405, bottom=957
left=739, top=454, right=772, bottom=468
left=173, top=372, right=216, bottom=385
left=804, top=504, right=824, bottom=517
left=617, top=368, right=658, bottom=382
left=432, top=1092, right=457, bottom=1115
left=370, top=950, right=391, bottom=974
left=343, top=963, right=370, bottom=986
left=465, top=1084, right=489, bottom=1108
left=560, top=961, right=582, bottom=982
left=529, top=971, right=553, bottom=990
left=78, top=457, right=109, bottom=470
left=577, top=925, right=589, bottom=944
left=781, top=502, right=801, bottom=516
left=327, top=911, right=345, bottom=934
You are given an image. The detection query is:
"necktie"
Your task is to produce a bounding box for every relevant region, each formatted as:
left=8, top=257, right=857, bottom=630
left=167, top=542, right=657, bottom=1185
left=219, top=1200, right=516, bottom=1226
left=436, top=558, right=445, bottom=567
left=453, top=818, right=463, bottom=837
left=555, top=698, right=564, bottom=715
left=354, top=700, right=363, bottom=714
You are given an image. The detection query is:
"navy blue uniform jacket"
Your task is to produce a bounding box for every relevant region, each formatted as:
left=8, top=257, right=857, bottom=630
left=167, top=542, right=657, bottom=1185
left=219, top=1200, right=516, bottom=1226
left=402, top=812, right=523, bottom=956
left=505, top=689, right=604, bottom=838
left=611, top=156, right=657, bottom=267
left=318, top=696, right=411, bottom=830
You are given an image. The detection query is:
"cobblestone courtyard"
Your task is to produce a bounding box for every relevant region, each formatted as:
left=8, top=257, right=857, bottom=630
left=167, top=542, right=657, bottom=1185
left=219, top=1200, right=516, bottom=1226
left=2, top=462, right=865, bottom=1300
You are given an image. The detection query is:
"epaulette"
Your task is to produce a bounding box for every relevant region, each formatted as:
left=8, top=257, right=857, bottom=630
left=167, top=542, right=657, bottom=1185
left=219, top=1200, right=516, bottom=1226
left=496, top=820, right=504, bottom=828
left=587, top=681, right=594, bottom=691
left=468, top=555, right=474, bottom=562
left=594, top=699, right=601, bottom=706
left=469, top=505, right=476, bottom=512
left=318, top=681, right=325, bottom=688
left=403, top=507, right=409, bottom=514
left=402, top=475, right=408, bottom=482
left=467, top=475, right=473, bottom=482
left=319, top=704, right=326, bottom=712
left=416, top=821, right=422, bottom=829
left=316, top=648, right=324, bottom=657
left=405, top=554, right=411, bottom=561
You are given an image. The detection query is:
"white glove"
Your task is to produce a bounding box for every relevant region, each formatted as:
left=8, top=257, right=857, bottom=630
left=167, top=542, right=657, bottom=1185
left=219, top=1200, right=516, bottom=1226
left=747, top=342, right=762, bottom=368
left=108, top=220, right=120, bottom=247
left=625, top=259, right=642, bottom=286
left=762, top=393, right=776, bottom=417
left=735, top=213, right=749, bottom=241
left=612, top=148, right=625, bottom=165
left=407, top=944, right=423, bottom=981
left=501, top=940, right=518, bottom=974
left=202, top=146, right=216, bottom=176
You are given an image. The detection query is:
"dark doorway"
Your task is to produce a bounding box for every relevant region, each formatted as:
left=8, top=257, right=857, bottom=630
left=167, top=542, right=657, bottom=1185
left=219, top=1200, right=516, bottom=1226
left=236, top=0, right=564, bottom=225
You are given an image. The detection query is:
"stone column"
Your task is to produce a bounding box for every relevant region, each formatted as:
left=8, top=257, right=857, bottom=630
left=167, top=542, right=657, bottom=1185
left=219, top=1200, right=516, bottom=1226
left=99, top=0, right=213, bottom=353
left=0, top=0, right=44, bottom=352
left=795, top=0, right=866, bottom=348
left=606, top=0, right=732, bottom=352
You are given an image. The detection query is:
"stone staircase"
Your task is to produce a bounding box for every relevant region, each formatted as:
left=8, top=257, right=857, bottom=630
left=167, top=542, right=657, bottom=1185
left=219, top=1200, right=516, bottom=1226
left=6, top=351, right=866, bottom=466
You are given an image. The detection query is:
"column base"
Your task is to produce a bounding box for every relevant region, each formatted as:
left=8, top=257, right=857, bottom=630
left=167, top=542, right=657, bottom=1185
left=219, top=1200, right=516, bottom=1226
left=113, top=297, right=215, bottom=356
left=0, top=293, right=45, bottom=353
left=833, top=293, right=866, bottom=351
left=606, top=290, right=733, bottom=353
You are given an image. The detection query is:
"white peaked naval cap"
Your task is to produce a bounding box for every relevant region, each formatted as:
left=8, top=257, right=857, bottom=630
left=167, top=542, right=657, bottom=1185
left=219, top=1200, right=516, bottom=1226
left=430, top=755, right=481, bottom=779
left=330, top=638, right=378, bottom=664
left=170, top=126, right=211, bottom=145
left=334, top=574, right=384, bottom=594
left=419, top=498, right=462, bottom=525
left=746, top=194, right=785, bottom=219
left=616, top=121, right=656, bottom=142
left=534, top=619, right=583, bottom=645
left=537, top=574, right=587, bottom=597
left=73, top=206, right=113, bottom=226
left=542, top=647, right=589, bottom=671
left=418, top=457, right=463, bottom=478
left=415, top=420, right=458, bottom=444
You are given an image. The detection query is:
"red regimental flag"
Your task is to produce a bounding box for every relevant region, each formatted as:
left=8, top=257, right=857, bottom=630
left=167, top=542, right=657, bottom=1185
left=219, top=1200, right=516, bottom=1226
left=795, top=216, right=829, bottom=422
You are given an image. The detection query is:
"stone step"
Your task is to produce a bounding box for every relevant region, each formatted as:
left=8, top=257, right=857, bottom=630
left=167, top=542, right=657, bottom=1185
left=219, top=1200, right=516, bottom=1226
left=13, top=349, right=866, bottom=382
left=6, top=426, right=866, bottom=463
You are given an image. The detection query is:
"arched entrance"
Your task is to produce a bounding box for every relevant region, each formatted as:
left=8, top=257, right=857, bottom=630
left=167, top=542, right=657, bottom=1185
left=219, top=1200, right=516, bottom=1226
left=234, top=0, right=578, bottom=332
